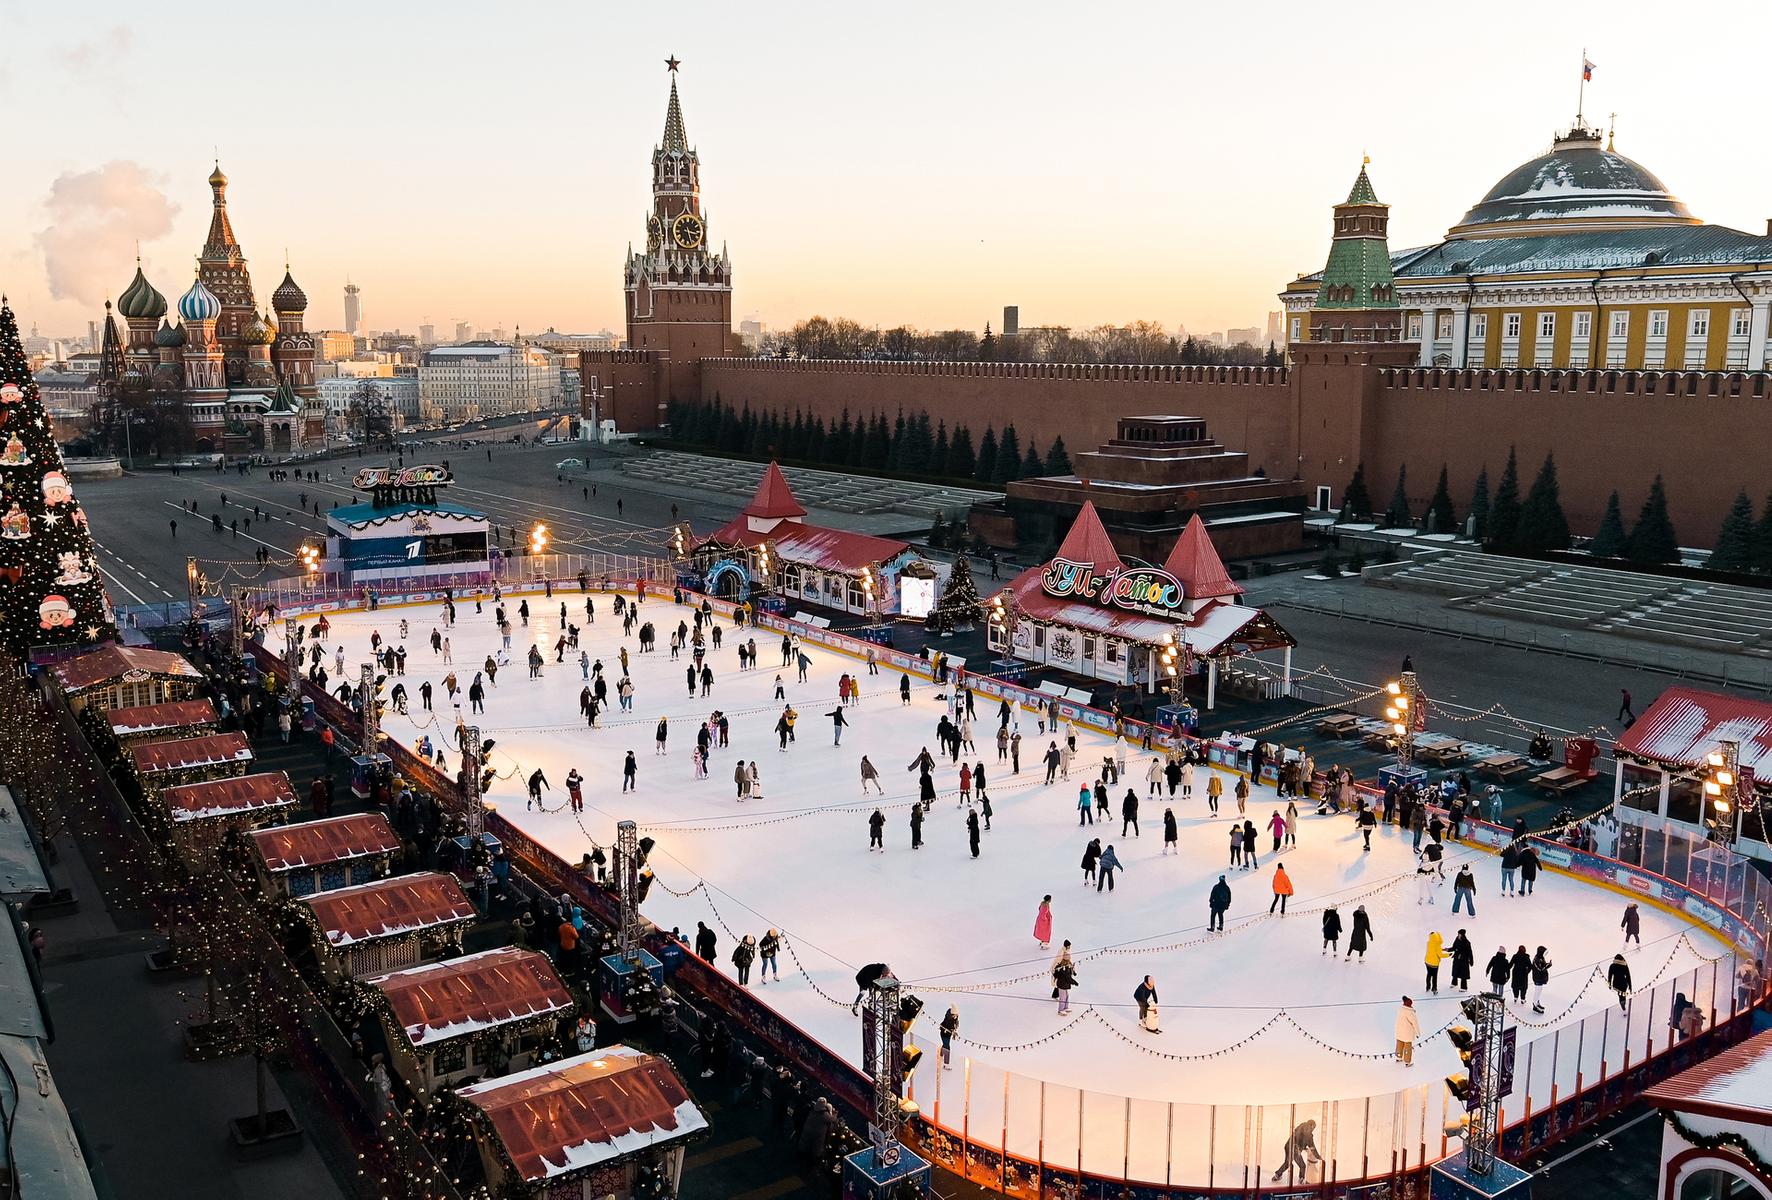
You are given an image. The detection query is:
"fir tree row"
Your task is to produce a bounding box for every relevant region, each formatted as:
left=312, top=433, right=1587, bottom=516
left=665, top=397, right=1073, bottom=491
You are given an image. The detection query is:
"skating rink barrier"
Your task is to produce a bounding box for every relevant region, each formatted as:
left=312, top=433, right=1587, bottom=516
left=248, top=577, right=1771, bottom=1199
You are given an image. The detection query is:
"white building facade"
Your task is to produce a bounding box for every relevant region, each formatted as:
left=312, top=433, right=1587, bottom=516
left=418, top=343, right=562, bottom=423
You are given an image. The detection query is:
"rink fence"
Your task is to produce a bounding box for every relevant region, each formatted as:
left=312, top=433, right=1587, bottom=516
left=246, top=579, right=1771, bottom=1200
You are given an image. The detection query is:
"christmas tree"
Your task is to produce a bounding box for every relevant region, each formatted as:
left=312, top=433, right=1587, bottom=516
left=0, top=299, right=118, bottom=656
left=926, top=554, right=982, bottom=635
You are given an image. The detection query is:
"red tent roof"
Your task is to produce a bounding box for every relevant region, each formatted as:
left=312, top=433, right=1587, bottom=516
left=105, top=699, right=219, bottom=738
left=163, top=772, right=298, bottom=823
left=458, top=1047, right=707, bottom=1181
left=250, top=813, right=400, bottom=872
left=51, top=645, right=203, bottom=695
left=130, top=732, right=254, bottom=776
left=1052, top=501, right=1123, bottom=572
left=1162, top=514, right=1243, bottom=601
left=1643, top=1027, right=1772, bottom=1124
left=741, top=462, right=806, bottom=520
left=369, top=947, right=574, bottom=1047
left=302, top=871, right=477, bottom=947
left=1614, top=686, right=1772, bottom=780
left=701, top=519, right=910, bottom=574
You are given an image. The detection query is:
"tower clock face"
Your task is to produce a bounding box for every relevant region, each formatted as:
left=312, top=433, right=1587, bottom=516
left=646, top=215, right=662, bottom=251
left=671, top=212, right=705, bottom=249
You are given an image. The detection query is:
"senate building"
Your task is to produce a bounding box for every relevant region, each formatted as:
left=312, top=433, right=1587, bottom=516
left=1282, top=119, right=1772, bottom=373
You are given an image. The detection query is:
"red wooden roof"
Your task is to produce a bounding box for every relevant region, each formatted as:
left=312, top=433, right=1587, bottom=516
left=301, top=871, right=476, bottom=947
left=163, top=772, right=298, bottom=823
left=1053, top=501, right=1124, bottom=573
left=458, top=1047, right=706, bottom=1181
left=130, top=732, right=254, bottom=776
left=741, top=461, right=807, bottom=520
left=368, top=947, right=573, bottom=1047
left=52, top=645, right=203, bottom=694
left=250, top=813, right=400, bottom=872
left=1643, top=1028, right=1772, bottom=1125
left=1162, top=514, right=1243, bottom=602
left=1614, top=687, right=1772, bottom=780
left=702, top=519, right=910, bottom=575
left=105, top=699, right=219, bottom=738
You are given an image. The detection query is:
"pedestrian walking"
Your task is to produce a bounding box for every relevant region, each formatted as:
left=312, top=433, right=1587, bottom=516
left=1395, top=997, right=1420, bottom=1065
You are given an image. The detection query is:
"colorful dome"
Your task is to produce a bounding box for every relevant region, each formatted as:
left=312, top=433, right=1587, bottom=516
left=153, top=319, right=186, bottom=348
left=271, top=269, right=307, bottom=313
left=117, top=264, right=167, bottom=320
left=243, top=311, right=277, bottom=345
left=177, top=275, right=221, bottom=322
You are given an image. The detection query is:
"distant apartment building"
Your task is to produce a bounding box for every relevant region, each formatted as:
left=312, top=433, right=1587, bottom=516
left=418, top=324, right=436, bottom=346
left=1225, top=326, right=1261, bottom=346
left=317, top=374, right=420, bottom=432
left=343, top=282, right=362, bottom=334
left=418, top=342, right=561, bottom=423
left=737, top=318, right=765, bottom=351
left=314, top=330, right=356, bottom=361
left=454, top=322, right=475, bottom=344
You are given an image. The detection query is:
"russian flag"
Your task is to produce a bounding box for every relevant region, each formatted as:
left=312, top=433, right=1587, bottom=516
left=1582, top=57, right=1596, bottom=81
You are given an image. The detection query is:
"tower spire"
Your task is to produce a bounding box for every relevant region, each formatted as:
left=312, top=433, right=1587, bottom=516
left=661, top=58, right=688, bottom=154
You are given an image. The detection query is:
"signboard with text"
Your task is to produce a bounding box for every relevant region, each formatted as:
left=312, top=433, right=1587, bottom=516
left=1040, top=558, right=1186, bottom=618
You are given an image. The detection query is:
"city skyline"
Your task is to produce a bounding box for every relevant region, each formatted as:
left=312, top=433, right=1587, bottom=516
left=8, top=1, right=1772, bottom=340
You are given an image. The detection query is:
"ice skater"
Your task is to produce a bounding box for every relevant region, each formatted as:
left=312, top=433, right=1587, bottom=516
left=1346, top=904, right=1373, bottom=961
left=622, top=751, right=637, bottom=793
left=1162, top=808, right=1178, bottom=854
left=1321, top=906, right=1341, bottom=954
left=966, top=809, right=981, bottom=858
left=526, top=768, right=550, bottom=811
left=1424, top=931, right=1443, bottom=992
left=1621, top=902, right=1641, bottom=945
left=1394, top=999, right=1419, bottom=1067
left=1033, top=895, right=1053, bottom=949
left=1269, top=863, right=1292, bottom=914
left=1096, top=844, right=1123, bottom=892
left=1208, top=875, right=1231, bottom=931
left=860, top=756, right=884, bottom=794
left=1133, top=975, right=1160, bottom=1032
left=868, top=809, right=885, bottom=850
left=1052, top=945, right=1077, bottom=1013
left=1608, top=953, right=1633, bottom=1010
left=1450, top=930, right=1474, bottom=989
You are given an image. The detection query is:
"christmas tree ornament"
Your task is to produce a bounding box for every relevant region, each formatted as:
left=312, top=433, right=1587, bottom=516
left=37, top=594, right=74, bottom=631
left=0, top=434, right=30, bottom=467
left=0, top=383, right=19, bottom=406
left=40, top=471, right=73, bottom=506
left=0, top=504, right=28, bottom=540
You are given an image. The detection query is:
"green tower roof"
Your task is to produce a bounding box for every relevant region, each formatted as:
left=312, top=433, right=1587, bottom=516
left=1345, top=165, right=1379, bottom=205
left=1315, top=163, right=1398, bottom=310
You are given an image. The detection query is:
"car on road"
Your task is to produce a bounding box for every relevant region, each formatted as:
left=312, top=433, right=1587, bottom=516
left=555, top=458, right=584, bottom=470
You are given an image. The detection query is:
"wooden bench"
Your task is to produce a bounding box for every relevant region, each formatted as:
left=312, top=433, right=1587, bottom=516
left=1531, top=766, right=1595, bottom=795
left=1316, top=713, right=1360, bottom=738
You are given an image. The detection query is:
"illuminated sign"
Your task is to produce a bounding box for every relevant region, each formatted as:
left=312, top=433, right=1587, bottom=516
left=353, top=465, right=452, bottom=490
left=1040, top=558, right=1186, bottom=618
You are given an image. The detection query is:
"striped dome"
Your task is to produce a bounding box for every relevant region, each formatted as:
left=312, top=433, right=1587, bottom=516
left=117, top=265, right=167, bottom=320
left=177, top=276, right=221, bottom=322
left=271, top=269, right=307, bottom=313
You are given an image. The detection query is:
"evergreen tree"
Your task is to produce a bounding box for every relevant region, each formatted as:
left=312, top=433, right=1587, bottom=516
left=831, top=409, right=854, bottom=465
left=741, top=405, right=761, bottom=455
left=975, top=426, right=999, bottom=486
left=887, top=411, right=907, bottom=471
left=1338, top=462, right=1373, bottom=522
left=1044, top=436, right=1072, bottom=475
left=0, top=300, right=119, bottom=654
left=1516, top=452, right=1572, bottom=551
left=1752, top=490, right=1772, bottom=575
left=1021, top=443, right=1043, bottom=478
left=948, top=425, right=977, bottom=481
left=719, top=401, right=742, bottom=450
left=1263, top=342, right=1284, bottom=367
left=1588, top=491, right=1628, bottom=558
left=804, top=416, right=827, bottom=463
left=1488, top=447, right=1522, bottom=546
left=929, top=420, right=950, bottom=478
left=1706, top=491, right=1756, bottom=573
left=979, top=325, right=996, bottom=362
left=993, top=425, right=1022, bottom=487
left=902, top=411, right=934, bottom=475
left=1624, top=475, right=1680, bottom=565
left=927, top=512, right=950, bottom=551
left=1426, top=466, right=1457, bottom=534
left=926, top=554, right=982, bottom=635
left=1383, top=464, right=1412, bottom=528
left=1467, top=467, right=1490, bottom=540
left=787, top=411, right=807, bottom=460
left=862, top=413, right=890, bottom=467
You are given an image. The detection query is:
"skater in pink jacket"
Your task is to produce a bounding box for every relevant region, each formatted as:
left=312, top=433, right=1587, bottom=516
left=1033, top=895, right=1053, bottom=949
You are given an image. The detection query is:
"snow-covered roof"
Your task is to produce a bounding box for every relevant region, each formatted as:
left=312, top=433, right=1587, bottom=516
left=700, top=520, right=911, bottom=575
left=130, top=732, right=254, bottom=777
left=250, top=813, right=400, bottom=873
left=51, top=644, right=202, bottom=695
left=104, top=699, right=219, bottom=738
left=1643, top=1027, right=1772, bottom=1123
left=1453, top=133, right=1693, bottom=231
left=458, top=1046, right=707, bottom=1181
left=1005, top=566, right=1293, bottom=654
left=301, top=871, right=476, bottom=947
left=162, top=772, right=298, bottom=823
left=1613, top=686, right=1772, bottom=782
left=367, top=947, right=573, bottom=1048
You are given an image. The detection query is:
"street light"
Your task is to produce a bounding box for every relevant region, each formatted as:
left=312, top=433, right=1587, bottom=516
left=1704, top=742, right=1739, bottom=844
left=1158, top=631, right=1184, bottom=705
left=1384, top=672, right=1423, bottom=769
left=530, top=522, right=549, bottom=555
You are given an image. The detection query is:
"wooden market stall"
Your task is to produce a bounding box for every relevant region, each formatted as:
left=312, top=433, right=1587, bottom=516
left=297, top=870, right=477, bottom=983
left=102, top=698, right=220, bottom=746
left=162, top=771, right=298, bottom=866
left=247, top=813, right=402, bottom=898
left=49, top=644, right=205, bottom=714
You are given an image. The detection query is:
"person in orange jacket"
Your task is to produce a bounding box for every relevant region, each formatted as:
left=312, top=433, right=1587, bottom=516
left=1269, top=863, right=1294, bottom=914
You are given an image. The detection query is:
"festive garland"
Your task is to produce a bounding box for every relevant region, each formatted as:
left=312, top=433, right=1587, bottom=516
left=1664, top=1109, right=1772, bottom=1175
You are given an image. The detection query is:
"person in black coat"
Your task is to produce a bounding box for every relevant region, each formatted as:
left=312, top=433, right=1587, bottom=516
left=910, top=804, right=924, bottom=849
left=1081, top=838, right=1102, bottom=885
left=1346, top=905, right=1373, bottom=960
left=694, top=921, right=717, bottom=962
left=1485, top=946, right=1511, bottom=995
left=1162, top=808, right=1178, bottom=854
left=1121, top=790, right=1140, bottom=837
left=1607, top=954, right=1632, bottom=1010
left=1208, top=875, right=1232, bottom=931
left=868, top=809, right=885, bottom=851
left=1508, top=945, right=1532, bottom=1002
left=918, top=769, right=937, bottom=809
left=1321, top=906, right=1342, bottom=954
left=1518, top=845, right=1541, bottom=895
left=851, top=963, right=891, bottom=1013
left=967, top=809, right=981, bottom=858
left=1449, top=930, right=1475, bottom=990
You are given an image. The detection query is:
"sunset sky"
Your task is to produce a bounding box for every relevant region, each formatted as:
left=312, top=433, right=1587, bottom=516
left=7, top=0, right=1772, bottom=340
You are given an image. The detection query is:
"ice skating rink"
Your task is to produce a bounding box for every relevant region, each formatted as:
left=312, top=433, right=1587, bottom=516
left=294, top=592, right=1723, bottom=1111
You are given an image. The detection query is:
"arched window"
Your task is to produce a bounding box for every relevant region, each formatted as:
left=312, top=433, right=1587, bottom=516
left=1679, top=1165, right=1769, bottom=1200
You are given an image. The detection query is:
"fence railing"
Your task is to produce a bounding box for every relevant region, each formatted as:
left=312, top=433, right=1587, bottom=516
left=252, top=580, right=1772, bottom=1198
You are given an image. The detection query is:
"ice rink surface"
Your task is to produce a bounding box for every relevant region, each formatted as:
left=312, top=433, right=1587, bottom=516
left=291, top=591, right=1718, bottom=1107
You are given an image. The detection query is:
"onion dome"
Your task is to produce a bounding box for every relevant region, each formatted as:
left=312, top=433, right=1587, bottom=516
left=117, top=264, right=167, bottom=320
left=177, top=275, right=221, bottom=322
left=154, top=319, right=186, bottom=348
left=243, top=310, right=277, bottom=345
left=271, top=268, right=307, bottom=313
left=209, top=163, right=228, bottom=188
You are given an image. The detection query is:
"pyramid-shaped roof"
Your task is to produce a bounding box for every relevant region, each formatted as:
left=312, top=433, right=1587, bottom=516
left=1052, top=501, right=1123, bottom=572
left=1345, top=164, right=1381, bottom=206
left=1162, top=514, right=1243, bottom=601
left=741, top=462, right=807, bottom=520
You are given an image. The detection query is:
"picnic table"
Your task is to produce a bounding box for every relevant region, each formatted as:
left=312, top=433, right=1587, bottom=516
left=1414, top=736, right=1468, bottom=766
left=1531, top=765, right=1595, bottom=795
left=1316, top=713, right=1361, bottom=738
left=1360, top=723, right=1397, bottom=751
left=1476, top=752, right=1533, bottom=781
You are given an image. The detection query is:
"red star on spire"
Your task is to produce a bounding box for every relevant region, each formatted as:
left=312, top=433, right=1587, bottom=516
left=665, top=56, right=681, bottom=73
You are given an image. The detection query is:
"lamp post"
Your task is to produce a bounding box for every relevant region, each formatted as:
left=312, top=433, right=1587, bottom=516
left=1157, top=632, right=1188, bottom=704
left=529, top=522, right=549, bottom=581
left=1704, top=741, right=1740, bottom=845
left=1384, top=670, right=1422, bottom=770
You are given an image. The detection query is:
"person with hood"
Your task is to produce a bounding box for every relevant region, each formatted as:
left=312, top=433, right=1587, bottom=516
left=1452, top=865, right=1477, bottom=916
left=798, top=1096, right=834, bottom=1158
left=1134, top=975, right=1160, bottom=1032
left=1608, top=953, right=1633, bottom=1010
left=1206, top=771, right=1222, bottom=815
left=1450, top=930, right=1475, bottom=990
left=694, top=922, right=718, bottom=962
left=918, top=768, right=937, bottom=809
left=1209, top=875, right=1232, bottom=931
left=1122, top=789, right=1140, bottom=837
left=1162, top=808, right=1178, bottom=854
left=1424, top=931, right=1445, bottom=993
left=1052, top=945, right=1078, bottom=1013
left=860, top=755, right=884, bottom=795
left=1321, top=905, right=1342, bottom=954
left=1269, top=863, right=1294, bottom=914
left=1267, top=809, right=1287, bottom=853
left=1270, top=1118, right=1321, bottom=1182
left=1485, top=946, right=1511, bottom=996
left=1033, top=896, right=1053, bottom=949
left=757, top=930, right=781, bottom=983
left=1081, top=838, right=1102, bottom=885
left=1530, top=946, right=1551, bottom=1013
left=732, top=934, right=757, bottom=986
left=967, top=809, right=982, bottom=858
left=1346, top=905, right=1373, bottom=961
left=1508, top=945, right=1532, bottom=1002
left=910, top=803, right=924, bottom=849
left=939, top=1006, right=959, bottom=1069
left=1242, top=819, right=1261, bottom=870
left=900, top=673, right=912, bottom=705
left=1096, top=844, right=1124, bottom=892
left=1621, top=902, right=1642, bottom=945
left=868, top=809, right=886, bottom=851
left=1394, top=997, right=1420, bottom=1066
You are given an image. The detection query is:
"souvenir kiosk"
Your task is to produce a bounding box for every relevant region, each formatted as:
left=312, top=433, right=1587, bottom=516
left=325, top=464, right=489, bottom=585
left=986, top=506, right=1295, bottom=711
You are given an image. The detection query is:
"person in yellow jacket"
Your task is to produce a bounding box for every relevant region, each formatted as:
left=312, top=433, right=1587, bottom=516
left=1424, top=930, right=1445, bottom=994
left=1206, top=773, right=1223, bottom=817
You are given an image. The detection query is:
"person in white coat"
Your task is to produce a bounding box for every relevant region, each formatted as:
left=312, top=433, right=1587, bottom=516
left=1394, top=996, right=1420, bottom=1065
left=1146, top=757, right=1165, bottom=798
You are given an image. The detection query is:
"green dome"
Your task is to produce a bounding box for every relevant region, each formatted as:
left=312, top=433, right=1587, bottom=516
left=117, top=264, right=167, bottom=320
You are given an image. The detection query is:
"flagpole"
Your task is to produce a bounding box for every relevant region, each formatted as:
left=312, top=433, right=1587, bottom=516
left=1577, top=48, right=1586, bottom=124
